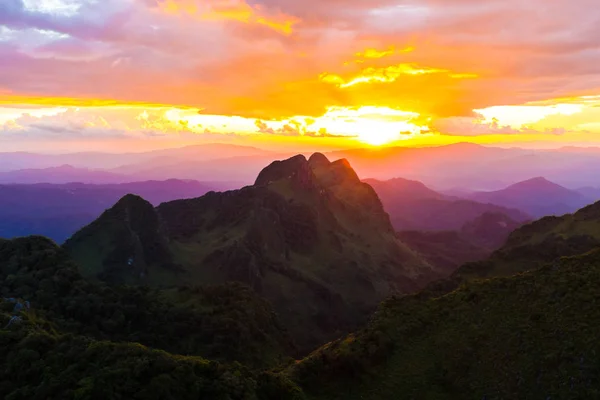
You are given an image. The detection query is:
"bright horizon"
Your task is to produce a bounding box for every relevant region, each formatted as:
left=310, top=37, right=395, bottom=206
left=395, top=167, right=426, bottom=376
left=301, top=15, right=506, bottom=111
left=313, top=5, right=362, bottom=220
left=2, top=0, right=600, bottom=152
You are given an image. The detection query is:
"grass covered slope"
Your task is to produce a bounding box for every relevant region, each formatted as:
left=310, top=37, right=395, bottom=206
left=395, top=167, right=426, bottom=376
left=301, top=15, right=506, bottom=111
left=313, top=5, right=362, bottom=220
left=290, top=249, right=600, bottom=399
left=66, top=153, right=438, bottom=352
left=64, top=194, right=180, bottom=284
left=0, top=236, right=294, bottom=369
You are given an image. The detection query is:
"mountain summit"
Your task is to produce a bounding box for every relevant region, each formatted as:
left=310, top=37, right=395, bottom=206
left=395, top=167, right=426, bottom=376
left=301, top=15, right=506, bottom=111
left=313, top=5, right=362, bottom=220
left=469, top=176, right=588, bottom=217
left=66, top=153, right=438, bottom=351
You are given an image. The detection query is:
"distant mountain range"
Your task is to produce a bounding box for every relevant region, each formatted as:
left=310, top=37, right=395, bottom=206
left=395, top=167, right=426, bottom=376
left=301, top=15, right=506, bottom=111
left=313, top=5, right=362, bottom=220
left=467, top=177, right=591, bottom=218
left=365, top=177, right=531, bottom=231
left=4, top=143, right=600, bottom=189
left=0, top=143, right=274, bottom=171
left=0, top=180, right=235, bottom=242
left=0, top=165, right=130, bottom=184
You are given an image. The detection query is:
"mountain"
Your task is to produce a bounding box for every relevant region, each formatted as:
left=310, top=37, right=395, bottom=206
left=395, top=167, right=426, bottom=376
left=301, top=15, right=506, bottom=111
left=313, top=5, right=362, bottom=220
left=468, top=177, right=589, bottom=218
left=365, top=177, right=530, bottom=231
left=0, top=164, right=129, bottom=184
left=65, top=153, right=439, bottom=352
left=288, top=248, right=600, bottom=399
left=0, top=180, right=230, bottom=243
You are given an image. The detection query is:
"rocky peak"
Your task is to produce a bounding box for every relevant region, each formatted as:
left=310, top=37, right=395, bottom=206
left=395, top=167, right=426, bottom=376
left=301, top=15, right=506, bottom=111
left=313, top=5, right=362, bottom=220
left=308, top=153, right=331, bottom=169
left=314, top=158, right=360, bottom=187
left=254, top=154, right=316, bottom=190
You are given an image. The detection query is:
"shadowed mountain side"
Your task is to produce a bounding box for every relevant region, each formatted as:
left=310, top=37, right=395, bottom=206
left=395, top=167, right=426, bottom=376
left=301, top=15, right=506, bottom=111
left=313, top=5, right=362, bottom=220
left=65, top=153, right=440, bottom=352
left=365, top=177, right=531, bottom=231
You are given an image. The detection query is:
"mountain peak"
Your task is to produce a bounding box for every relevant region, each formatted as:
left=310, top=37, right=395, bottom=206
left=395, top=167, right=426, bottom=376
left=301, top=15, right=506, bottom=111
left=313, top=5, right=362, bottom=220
left=254, top=154, right=313, bottom=188
left=308, top=152, right=331, bottom=169
left=112, top=193, right=154, bottom=213
left=314, top=158, right=360, bottom=186
left=510, top=176, right=560, bottom=189
left=65, top=193, right=177, bottom=283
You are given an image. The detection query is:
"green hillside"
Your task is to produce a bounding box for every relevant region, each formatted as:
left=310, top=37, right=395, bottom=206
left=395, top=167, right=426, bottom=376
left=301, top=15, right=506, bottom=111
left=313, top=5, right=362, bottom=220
left=289, top=248, right=600, bottom=399
left=0, top=306, right=304, bottom=400
left=424, top=201, right=600, bottom=296
left=0, top=237, right=294, bottom=369
left=65, top=153, right=438, bottom=351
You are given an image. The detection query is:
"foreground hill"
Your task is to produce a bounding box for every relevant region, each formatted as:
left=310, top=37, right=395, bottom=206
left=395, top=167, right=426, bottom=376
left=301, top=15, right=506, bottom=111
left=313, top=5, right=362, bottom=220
left=289, top=248, right=600, bottom=399
left=0, top=180, right=232, bottom=242
left=468, top=177, right=589, bottom=218
left=0, top=236, right=294, bottom=369
left=65, top=154, right=438, bottom=351
left=366, top=177, right=530, bottom=231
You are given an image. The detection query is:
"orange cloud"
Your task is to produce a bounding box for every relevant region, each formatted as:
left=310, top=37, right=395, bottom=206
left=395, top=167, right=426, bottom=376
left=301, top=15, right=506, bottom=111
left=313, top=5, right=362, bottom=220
left=157, top=0, right=299, bottom=35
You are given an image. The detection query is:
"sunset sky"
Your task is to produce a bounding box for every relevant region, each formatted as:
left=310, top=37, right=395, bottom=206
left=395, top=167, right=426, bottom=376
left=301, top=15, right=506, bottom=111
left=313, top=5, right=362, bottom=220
left=1, top=0, right=600, bottom=152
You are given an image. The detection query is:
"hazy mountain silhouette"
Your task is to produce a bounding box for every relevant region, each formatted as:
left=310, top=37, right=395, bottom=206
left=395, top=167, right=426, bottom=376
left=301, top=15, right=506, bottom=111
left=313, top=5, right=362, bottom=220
left=0, top=180, right=232, bottom=242
left=468, top=177, right=589, bottom=218
left=365, top=177, right=530, bottom=231
left=0, top=143, right=273, bottom=171
left=0, top=165, right=130, bottom=184
left=5, top=143, right=600, bottom=189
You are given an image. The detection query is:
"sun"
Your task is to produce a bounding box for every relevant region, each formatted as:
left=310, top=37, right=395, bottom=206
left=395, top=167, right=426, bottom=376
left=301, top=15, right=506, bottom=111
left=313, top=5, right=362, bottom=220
left=310, top=106, right=425, bottom=146
left=354, top=121, right=421, bottom=146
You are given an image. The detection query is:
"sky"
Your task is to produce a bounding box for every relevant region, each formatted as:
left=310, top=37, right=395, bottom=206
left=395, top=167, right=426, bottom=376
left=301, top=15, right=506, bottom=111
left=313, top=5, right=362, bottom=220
left=1, top=0, right=600, bottom=153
